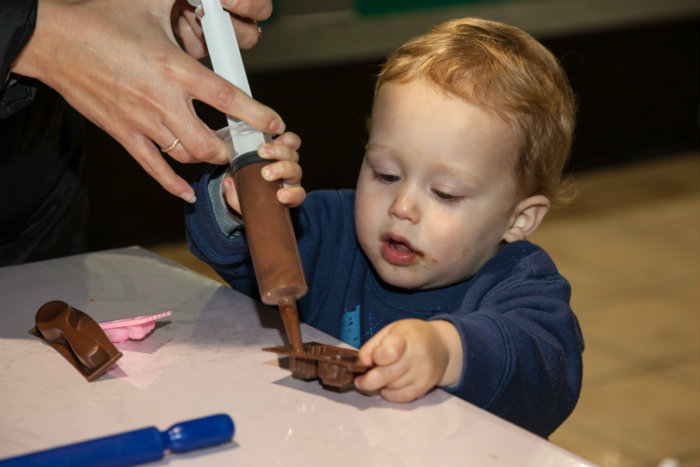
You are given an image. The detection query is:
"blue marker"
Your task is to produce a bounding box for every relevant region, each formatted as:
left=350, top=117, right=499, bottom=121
left=0, top=414, right=234, bottom=467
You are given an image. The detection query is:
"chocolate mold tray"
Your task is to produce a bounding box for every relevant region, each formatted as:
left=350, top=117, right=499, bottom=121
left=263, top=342, right=370, bottom=388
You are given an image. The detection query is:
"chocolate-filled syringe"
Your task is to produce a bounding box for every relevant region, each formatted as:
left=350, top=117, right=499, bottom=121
left=195, top=0, right=306, bottom=351
left=194, top=1, right=371, bottom=388
left=219, top=124, right=307, bottom=352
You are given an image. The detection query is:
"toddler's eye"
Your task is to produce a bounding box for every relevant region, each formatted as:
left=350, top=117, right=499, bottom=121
left=375, top=172, right=400, bottom=184
left=432, top=189, right=462, bottom=203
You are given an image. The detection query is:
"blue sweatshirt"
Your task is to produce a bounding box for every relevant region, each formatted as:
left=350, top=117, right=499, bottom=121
left=185, top=167, right=584, bottom=438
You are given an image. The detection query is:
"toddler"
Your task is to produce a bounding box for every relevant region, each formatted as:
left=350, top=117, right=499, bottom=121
left=186, top=17, right=584, bottom=438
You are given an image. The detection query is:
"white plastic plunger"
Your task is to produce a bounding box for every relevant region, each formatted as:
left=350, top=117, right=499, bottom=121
left=190, top=0, right=266, bottom=157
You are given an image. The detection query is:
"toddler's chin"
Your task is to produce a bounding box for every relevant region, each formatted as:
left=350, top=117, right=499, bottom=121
left=373, top=260, right=475, bottom=291
left=372, top=262, right=426, bottom=291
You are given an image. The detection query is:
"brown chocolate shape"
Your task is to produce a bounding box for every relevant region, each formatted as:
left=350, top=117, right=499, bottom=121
left=29, top=301, right=122, bottom=381
left=264, top=342, right=371, bottom=388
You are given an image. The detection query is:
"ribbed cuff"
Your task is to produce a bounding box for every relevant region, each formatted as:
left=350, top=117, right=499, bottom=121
left=208, top=167, right=244, bottom=238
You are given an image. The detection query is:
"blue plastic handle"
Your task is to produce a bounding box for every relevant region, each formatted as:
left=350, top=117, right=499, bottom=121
left=0, top=414, right=234, bottom=467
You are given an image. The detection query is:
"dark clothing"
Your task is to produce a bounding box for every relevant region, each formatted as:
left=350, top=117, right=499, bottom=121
left=186, top=168, right=584, bottom=438
left=1, top=0, right=88, bottom=266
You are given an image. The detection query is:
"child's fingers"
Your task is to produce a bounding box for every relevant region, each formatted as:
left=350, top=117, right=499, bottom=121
left=373, top=362, right=437, bottom=402
left=356, top=338, right=414, bottom=392
left=372, top=330, right=406, bottom=366
left=355, top=361, right=405, bottom=392
left=357, top=325, right=391, bottom=366
left=261, top=160, right=305, bottom=207
left=380, top=383, right=430, bottom=403
left=276, top=186, right=306, bottom=207
left=260, top=133, right=301, bottom=162
left=262, top=160, right=303, bottom=186
left=356, top=359, right=435, bottom=402
left=355, top=329, right=408, bottom=391
left=259, top=142, right=298, bottom=162
left=273, top=131, right=302, bottom=150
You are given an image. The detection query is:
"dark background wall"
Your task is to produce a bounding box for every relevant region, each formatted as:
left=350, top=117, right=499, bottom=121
left=85, top=16, right=699, bottom=251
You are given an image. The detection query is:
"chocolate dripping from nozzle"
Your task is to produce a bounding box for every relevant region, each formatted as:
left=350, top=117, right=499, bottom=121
left=232, top=151, right=307, bottom=352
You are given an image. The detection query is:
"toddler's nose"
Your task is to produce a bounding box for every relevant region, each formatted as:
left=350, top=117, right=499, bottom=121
left=389, top=188, right=419, bottom=224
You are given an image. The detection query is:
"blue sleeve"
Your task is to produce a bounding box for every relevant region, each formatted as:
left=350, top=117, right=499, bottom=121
left=433, top=242, right=584, bottom=438
left=184, top=169, right=350, bottom=304
left=184, top=165, right=259, bottom=298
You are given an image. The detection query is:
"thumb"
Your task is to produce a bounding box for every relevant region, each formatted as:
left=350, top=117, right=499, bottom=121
left=371, top=331, right=406, bottom=366
left=357, top=325, right=390, bottom=366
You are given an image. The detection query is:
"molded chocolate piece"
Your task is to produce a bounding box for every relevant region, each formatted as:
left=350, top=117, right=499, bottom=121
left=263, top=342, right=371, bottom=388
left=29, top=301, right=122, bottom=381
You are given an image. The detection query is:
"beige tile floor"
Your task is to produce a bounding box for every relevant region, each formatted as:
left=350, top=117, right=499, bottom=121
left=148, top=150, right=700, bottom=467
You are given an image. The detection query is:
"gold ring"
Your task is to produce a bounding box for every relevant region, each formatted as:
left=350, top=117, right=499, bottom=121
left=255, top=21, right=262, bottom=37
left=160, top=138, right=180, bottom=153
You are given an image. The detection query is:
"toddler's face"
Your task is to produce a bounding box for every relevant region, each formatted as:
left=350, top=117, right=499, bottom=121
left=355, top=79, right=521, bottom=290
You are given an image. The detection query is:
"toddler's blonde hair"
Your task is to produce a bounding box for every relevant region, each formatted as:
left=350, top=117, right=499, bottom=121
left=376, top=17, right=577, bottom=202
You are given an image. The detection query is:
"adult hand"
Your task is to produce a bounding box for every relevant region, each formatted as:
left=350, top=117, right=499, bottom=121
left=12, top=0, right=282, bottom=203
left=173, top=0, right=270, bottom=53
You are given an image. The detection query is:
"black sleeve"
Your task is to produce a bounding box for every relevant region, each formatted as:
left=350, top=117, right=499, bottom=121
left=0, top=0, right=88, bottom=267
left=1, top=0, right=38, bottom=86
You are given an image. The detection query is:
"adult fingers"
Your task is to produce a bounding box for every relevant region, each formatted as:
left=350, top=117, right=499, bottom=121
left=221, top=0, right=273, bottom=21
left=231, top=16, right=262, bottom=50
left=162, top=109, right=229, bottom=166
left=176, top=11, right=206, bottom=58
left=121, top=134, right=197, bottom=203
left=219, top=0, right=273, bottom=49
left=184, top=66, right=285, bottom=136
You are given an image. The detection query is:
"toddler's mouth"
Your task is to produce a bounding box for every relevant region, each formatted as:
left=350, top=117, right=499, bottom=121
left=380, top=234, right=421, bottom=266
left=389, top=238, right=413, bottom=253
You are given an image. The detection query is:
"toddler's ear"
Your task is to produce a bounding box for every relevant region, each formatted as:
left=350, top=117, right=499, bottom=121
left=503, top=195, right=550, bottom=243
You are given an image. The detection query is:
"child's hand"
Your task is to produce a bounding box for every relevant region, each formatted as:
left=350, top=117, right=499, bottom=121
left=354, top=319, right=463, bottom=402
left=222, top=132, right=305, bottom=213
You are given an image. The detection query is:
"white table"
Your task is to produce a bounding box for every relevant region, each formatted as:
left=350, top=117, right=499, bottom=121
left=0, top=247, right=595, bottom=466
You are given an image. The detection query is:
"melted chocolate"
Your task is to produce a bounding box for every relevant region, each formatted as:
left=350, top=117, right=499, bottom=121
left=279, top=299, right=303, bottom=352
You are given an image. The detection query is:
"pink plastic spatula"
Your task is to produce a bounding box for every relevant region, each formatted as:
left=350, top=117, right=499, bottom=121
left=98, top=311, right=172, bottom=343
